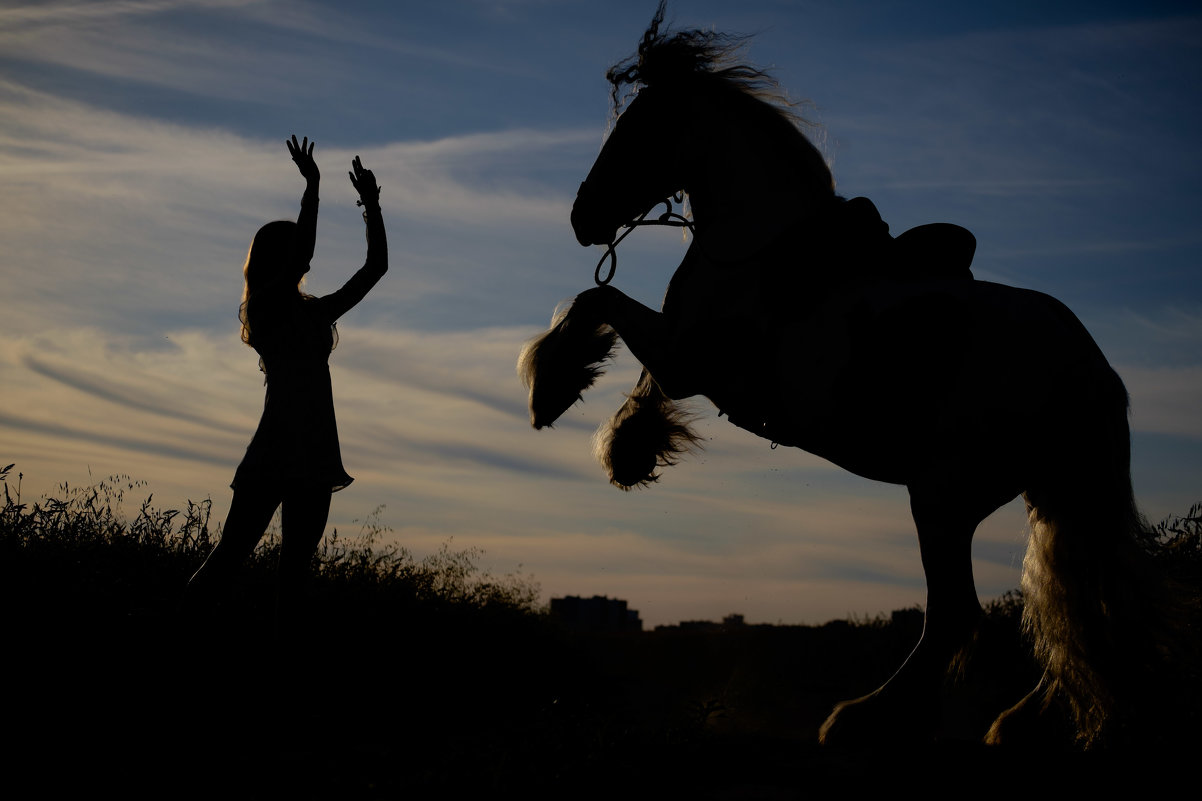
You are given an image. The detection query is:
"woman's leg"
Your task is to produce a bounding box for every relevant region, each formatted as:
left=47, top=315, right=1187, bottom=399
left=276, top=487, right=332, bottom=635
left=186, top=487, right=281, bottom=604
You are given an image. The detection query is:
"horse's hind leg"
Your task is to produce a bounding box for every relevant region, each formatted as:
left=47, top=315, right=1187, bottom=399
left=819, top=481, right=1014, bottom=745
left=984, top=675, right=1076, bottom=747
left=594, top=370, right=701, bottom=489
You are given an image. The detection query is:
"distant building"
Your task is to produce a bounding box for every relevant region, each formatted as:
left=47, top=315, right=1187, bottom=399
left=550, top=595, right=642, bottom=632
left=667, top=619, right=721, bottom=633
left=655, top=613, right=747, bottom=633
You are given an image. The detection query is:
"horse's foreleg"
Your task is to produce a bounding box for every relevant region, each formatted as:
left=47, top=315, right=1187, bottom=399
left=820, top=484, right=996, bottom=746
left=520, top=285, right=690, bottom=429
left=518, top=292, right=619, bottom=429
left=573, top=286, right=700, bottom=398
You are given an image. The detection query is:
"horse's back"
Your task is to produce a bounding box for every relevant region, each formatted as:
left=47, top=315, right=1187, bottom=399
left=759, top=277, right=1124, bottom=483
left=822, top=277, right=1115, bottom=401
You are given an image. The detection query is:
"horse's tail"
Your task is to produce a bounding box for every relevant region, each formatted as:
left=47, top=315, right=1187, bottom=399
left=1021, top=364, right=1198, bottom=747
left=593, top=369, right=702, bottom=490
left=518, top=302, right=618, bottom=429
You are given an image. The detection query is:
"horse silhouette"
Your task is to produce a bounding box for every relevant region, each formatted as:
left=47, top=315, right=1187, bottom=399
left=520, top=3, right=1193, bottom=747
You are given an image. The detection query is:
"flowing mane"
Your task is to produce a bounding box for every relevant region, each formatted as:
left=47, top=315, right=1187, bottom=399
left=605, top=2, right=832, bottom=193
left=608, top=6, right=798, bottom=118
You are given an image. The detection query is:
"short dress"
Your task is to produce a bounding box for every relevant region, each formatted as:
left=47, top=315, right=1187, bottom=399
left=232, top=247, right=386, bottom=495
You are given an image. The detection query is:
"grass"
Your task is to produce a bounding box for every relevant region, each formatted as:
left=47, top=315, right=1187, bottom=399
left=2, top=463, right=1197, bottom=797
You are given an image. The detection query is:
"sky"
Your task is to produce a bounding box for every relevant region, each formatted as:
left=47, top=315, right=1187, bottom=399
left=1, top=0, right=1199, bottom=628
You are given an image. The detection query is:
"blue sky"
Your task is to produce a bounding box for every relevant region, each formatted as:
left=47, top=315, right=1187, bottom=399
left=1, top=0, right=1199, bottom=626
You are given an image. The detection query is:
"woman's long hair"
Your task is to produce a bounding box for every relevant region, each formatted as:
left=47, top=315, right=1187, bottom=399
left=237, top=218, right=302, bottom=346
left=238, top=220, right=338, bottom=359
left=239, top=220, right=299, bottom=348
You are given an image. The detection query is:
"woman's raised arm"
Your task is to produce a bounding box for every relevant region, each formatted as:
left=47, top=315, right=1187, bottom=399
left=321, top=155, right=387, bottom=322
left=287, top=134, right=320, bottom=268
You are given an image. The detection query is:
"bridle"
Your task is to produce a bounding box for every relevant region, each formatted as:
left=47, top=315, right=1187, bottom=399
left=593, top=191, right=695, bottom=286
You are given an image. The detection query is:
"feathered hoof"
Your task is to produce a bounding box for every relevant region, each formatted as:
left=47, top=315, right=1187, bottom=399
left=984, top=683, right=1075, bottom=748
left=818, top=690, right=939, bottom=748
left=517, top=309, right=618, bottom=429
left=606, top=423, right=660, bottom=488
left=595, top=380, right=702, bottom=490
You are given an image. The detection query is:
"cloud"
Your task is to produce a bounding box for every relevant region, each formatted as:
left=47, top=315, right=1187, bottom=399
left=0, top=74, right=596, bottom=338
left=0, top=0, right=588, bottom=115
left=0, top=1, right=300, bottom=99
left=0, top=0, right=241, bottom=28
left=0, top=76, right=590, bottom=224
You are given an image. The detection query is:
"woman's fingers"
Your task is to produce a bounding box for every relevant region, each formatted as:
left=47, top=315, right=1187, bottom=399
left=288, top=134, right=315, bottom=160
left=348, top=155, right=378, bottom=205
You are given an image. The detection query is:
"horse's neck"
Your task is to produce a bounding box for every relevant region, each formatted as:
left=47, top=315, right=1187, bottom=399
left=688, top=133, right=832, bottom=261
left=690, top=182, right=828, bottom=262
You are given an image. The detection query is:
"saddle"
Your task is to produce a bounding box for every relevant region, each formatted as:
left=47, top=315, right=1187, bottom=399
left=834, top=196, right=976, bottom=281
left=894, top=222, right=976, bottom=280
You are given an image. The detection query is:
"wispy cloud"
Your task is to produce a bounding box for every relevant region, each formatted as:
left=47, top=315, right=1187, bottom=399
left=0, top=74, right=595, bottom=337
left=0, top=0, right=250, bottom=28
left=0, top=1, right=305, bottom=100
left=0, top=0, right=565, bottom=108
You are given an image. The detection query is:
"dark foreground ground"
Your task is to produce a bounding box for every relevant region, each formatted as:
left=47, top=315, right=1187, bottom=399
left=5, top=473, right=1198, bottom=798
left=8, top=594, right=1181, bottom=799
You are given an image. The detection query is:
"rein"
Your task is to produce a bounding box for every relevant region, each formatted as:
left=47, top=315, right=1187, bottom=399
left=594, top=192, right=695, bottom=285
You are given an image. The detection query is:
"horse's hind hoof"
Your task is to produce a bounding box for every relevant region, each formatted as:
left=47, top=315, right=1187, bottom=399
left=608, top=440, right=658, bottom=488
left=985, top=684, right=1076, bottom=748
left=818, top=691, right=939, bottom=748
left=604, top=406, right=663, bottom=487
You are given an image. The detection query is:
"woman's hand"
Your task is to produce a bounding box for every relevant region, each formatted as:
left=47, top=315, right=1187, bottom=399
left=287, top=134, right=320, bottom=185
left=349, top=156, right=380, bottom=208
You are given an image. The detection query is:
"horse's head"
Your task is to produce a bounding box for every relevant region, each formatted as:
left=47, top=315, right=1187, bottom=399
left=570, top=3, right=834, bottom=253
left=571, top=86, right=687, bottom=248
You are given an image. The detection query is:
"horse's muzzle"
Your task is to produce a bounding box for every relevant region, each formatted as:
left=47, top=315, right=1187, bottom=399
left=571, top=183, right=617, bottom=247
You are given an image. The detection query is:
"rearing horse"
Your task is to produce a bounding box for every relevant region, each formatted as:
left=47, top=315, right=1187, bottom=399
left=520, top=4, right=1180, bottom=747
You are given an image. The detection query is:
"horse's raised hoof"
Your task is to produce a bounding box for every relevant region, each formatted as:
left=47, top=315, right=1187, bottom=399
left=517, top=312, right=618, bottom=429
left=598, top=400, right=667, bottom=488
left=594, top=376, right=702, bottom=489
left=606, top=432, right=658, bottom=488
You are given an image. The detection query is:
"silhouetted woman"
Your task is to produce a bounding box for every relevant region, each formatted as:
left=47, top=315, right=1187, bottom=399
left=187, top=135, right=386, bottom=630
